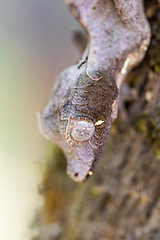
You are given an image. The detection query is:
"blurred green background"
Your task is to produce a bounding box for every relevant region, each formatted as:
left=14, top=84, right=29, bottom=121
left=0, top=1, right=81, bottom=239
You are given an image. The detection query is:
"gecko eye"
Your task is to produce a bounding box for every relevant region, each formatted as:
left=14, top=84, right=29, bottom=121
left=71, top=120, right=95, bottom=142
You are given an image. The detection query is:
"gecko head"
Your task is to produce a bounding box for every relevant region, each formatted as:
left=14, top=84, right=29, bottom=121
left=62, top=116, right=107, bottom=182
left=38, top=71, right=119, bottom=182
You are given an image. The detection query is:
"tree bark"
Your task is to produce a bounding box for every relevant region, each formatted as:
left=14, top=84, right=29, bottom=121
left=38, top=1, right=160, bottom=240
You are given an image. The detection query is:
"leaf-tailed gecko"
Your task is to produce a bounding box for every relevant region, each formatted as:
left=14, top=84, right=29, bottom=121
left=38, top=0, right=151, bottom=182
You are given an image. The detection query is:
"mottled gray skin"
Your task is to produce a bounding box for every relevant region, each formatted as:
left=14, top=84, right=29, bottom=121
left=38, top=0, right=151, bottom=182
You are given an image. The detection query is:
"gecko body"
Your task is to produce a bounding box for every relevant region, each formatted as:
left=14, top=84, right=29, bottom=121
left=38, top=0, right=151, bottom=182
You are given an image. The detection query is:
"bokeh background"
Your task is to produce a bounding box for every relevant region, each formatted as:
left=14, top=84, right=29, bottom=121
left=0, top=1, right=81, bottom=239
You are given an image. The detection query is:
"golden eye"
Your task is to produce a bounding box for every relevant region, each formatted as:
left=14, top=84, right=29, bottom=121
left=71, top=120, right=95, bottom=142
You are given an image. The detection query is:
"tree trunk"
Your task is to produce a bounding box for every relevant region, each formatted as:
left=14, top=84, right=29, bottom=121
left=38, top=1, right=160, bottom=240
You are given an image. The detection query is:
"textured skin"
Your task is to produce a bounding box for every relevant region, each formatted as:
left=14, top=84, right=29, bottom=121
left=38, top=0, right=151, bottom=182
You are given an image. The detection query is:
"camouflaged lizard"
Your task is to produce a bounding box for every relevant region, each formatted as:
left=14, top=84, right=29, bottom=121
left=38, top=0, right=151, bottom=182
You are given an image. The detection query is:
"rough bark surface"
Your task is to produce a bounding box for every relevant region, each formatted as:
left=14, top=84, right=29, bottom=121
left=36, top=1, right=160, bottom=240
